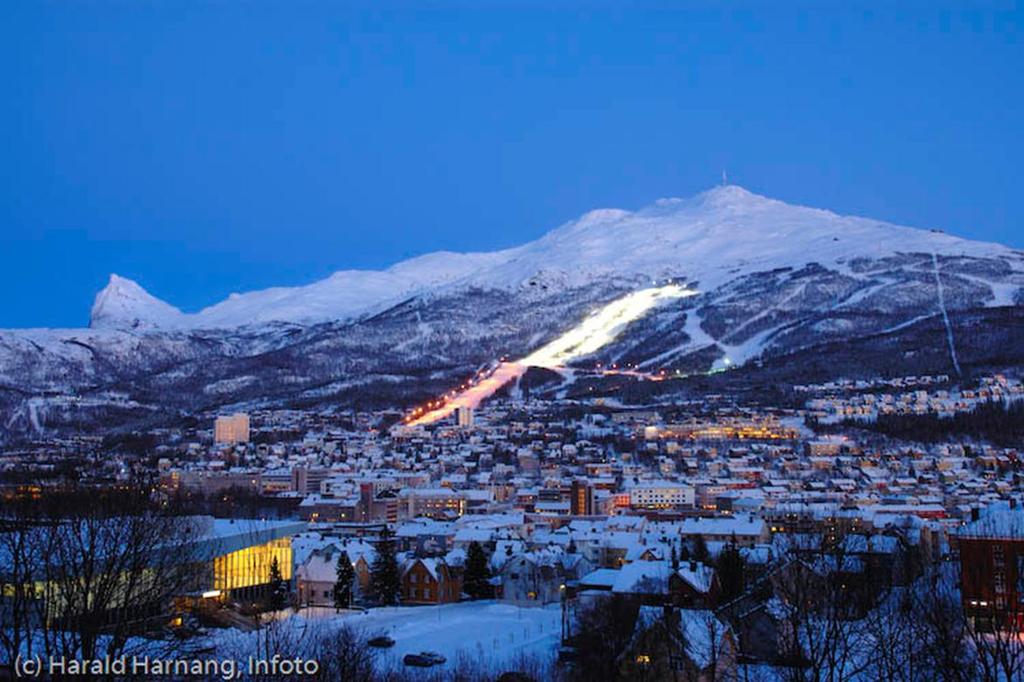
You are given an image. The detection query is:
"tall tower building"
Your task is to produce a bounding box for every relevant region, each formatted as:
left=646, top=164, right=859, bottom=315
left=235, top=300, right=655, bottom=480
left=456, top=406, right=475, bottom=428
left=214, top=413, right=250, bottom=444
left=571, top=479, right=594, bottom=516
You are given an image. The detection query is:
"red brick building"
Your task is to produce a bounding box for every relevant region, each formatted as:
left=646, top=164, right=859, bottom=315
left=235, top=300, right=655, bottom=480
left=959, top=505, right=1024, bottom=631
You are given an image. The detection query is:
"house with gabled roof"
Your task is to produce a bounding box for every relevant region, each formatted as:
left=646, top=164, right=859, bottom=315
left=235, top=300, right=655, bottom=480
left=668, top=560, right=719, bottom=609
left=621, top=605, right=737, bottom=682
left=400, top=557, right=461, bottom=604
left=498, top=547, right=593, bottom=603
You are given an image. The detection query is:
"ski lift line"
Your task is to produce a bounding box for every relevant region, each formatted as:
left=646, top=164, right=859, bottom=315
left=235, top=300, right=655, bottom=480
left=931, top=252, right=962, bottom=377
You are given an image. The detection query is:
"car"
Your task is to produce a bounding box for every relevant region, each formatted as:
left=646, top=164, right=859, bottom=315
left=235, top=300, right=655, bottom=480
left=419, top=651, right=446, bottom=665
left=403, top=654, right=433, bottom=667
left=497, top=673, right=536, bottom=682
left=368, top=635, right=395, bottom=648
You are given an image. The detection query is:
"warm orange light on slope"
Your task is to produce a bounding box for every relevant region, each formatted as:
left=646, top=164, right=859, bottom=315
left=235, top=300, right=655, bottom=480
left=405, top=283, right=697, bottom=426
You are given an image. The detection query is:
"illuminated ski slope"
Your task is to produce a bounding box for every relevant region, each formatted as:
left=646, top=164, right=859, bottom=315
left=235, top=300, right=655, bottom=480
left=407, top=283, right=697, bottom=425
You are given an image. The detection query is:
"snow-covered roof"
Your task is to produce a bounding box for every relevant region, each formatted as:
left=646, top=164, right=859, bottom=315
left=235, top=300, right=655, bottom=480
left=675, top=562, right=715, bottom=594
left=402, top=557, right=445, bottom=582
left=960, top=504, right=1024, bottom=539
left=454, top=527, right=495, bottom=543
left=841, top=534, right=900, bottom=554
left=445, top=548, right=467, bottom=567
left=579, top=568, right=620, bottom=589
left=395, top=518, right=456, bottom=537
left=296, top=547, right=343, bottom=584
left=611, top=561, right=672, bottom=594
left=681, top=516, right=765, bottom=537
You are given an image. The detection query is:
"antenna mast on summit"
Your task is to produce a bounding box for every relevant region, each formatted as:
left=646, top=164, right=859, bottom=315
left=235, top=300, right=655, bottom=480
left=721, top=170, right=728, bottom=187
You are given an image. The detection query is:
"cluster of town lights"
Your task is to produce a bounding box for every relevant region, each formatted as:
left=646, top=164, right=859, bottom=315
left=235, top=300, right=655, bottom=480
left=404, top=283, right=698, bottom=426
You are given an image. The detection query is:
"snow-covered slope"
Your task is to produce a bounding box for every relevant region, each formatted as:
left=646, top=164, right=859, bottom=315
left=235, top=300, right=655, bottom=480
left=88, top=186, right=1016, bottom=330
left=481, top=185, right=1011, bottom=290
left=5, top=185, right=1024, bottom=441
left=89, top=250, right=511, bottom=330
left=89, top=274, right=186, bottom=330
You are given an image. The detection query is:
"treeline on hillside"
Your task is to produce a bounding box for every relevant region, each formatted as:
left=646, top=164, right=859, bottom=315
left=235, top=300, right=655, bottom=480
left=845, top=400, right=1024, bottom=447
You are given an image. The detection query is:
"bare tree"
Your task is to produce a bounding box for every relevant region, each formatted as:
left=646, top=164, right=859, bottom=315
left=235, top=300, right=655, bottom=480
left=236, top=613, right=373, bottom=681
left=1, top=479, right=207, bottom=666
left=769, top=534, right=875, bottom=681
left=681, top=609, right=736, bottom=682
left=961, top=586, right=1024, bottom=680
left=313, top=624, right=382, bottom=682
left=907, top=563, right=981, bottom=682
left=567, top=593, right=640, bottom=682
left=0, top=494, right=44, bottom=669
left=767, top=537, right=993, bottom=682
left=858, top=587, right=926, bottom=682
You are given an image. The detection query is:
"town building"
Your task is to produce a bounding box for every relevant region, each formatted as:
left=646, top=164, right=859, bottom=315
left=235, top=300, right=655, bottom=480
left=214, top=413, right=251, bottom=444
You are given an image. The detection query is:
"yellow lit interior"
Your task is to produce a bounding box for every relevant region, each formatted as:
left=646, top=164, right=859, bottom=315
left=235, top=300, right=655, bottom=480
left=213, top=537, right=292, bottom=592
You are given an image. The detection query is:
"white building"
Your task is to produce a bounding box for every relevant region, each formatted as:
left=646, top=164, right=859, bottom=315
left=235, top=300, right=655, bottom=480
left=627, top=480, right=695, bottom=509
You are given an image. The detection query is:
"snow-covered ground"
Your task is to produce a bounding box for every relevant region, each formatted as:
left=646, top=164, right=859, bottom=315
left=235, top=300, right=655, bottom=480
left=334, top=601, right=561, bottom=671
left=214, top=601, right=561, bottom=674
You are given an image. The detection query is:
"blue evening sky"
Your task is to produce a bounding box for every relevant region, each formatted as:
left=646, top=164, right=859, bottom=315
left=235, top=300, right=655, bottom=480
left=1, top=2, right=1021, bottom=328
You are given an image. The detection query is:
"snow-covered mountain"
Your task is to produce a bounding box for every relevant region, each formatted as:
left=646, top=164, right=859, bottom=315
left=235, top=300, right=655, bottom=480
left=89, top=186, right=1016, bottom=331
left=90, top=251, right=510, bottom=330
left=90, top=274, right=186, bottom=330
left=4, top=185, right=1024, bottom=440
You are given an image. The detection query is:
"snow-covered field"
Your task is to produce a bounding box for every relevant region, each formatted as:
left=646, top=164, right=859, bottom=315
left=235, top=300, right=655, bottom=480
left=215, top=601, right=561, bottom=675
left=335, top=602, right=561, bottom=671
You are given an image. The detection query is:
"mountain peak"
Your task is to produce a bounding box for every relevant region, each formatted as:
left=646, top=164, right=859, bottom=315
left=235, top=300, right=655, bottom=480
left=644, top=185, right=775, bottom=216
left=694, top=184, right=771, bottom=208
left=81, top=186, right=1012, bottom=332
left=104, top=273, right=145, bottom=294
left=89, top=274, right=184, bottom=330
